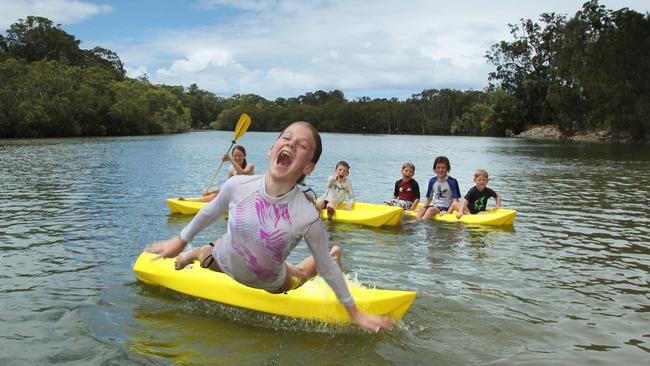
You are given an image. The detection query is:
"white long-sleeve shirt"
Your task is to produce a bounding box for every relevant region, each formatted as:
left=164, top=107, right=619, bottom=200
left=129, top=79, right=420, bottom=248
left=180, top=174, right=354, bottom=307
left=320, top=176, right=354, bottom=206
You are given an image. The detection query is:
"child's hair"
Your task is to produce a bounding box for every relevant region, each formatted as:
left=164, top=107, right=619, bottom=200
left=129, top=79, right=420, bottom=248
left=232, top=145, right=247, bottom=169
left=474, top=169, right=488, bottom=179
left=336, top=161, right=350, bottom=170
left=278, top=121, right=322, bottom=183
left=402, top=162, right=415, bottom=172
left=433, top=156, right=451, bottom=172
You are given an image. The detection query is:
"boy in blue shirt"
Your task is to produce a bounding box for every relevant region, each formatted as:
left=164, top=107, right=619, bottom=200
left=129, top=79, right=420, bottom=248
left=417, top=156, right=460, bottom=220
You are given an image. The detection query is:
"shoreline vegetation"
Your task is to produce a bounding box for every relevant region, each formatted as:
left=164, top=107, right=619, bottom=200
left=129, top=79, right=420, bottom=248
left=0, top=1, right=648, bottom=143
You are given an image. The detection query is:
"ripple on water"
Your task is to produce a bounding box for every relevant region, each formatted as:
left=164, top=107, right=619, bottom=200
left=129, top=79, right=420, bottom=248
left=3, top=135, right=650, bottom=364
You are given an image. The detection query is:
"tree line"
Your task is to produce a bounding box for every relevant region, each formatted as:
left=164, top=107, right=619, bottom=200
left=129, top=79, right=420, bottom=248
left=1, top=1, right=648, bottom=141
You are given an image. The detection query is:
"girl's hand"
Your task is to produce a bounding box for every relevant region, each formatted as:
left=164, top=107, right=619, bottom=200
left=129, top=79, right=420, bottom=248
left=221, top=154, right=231, bottom=162
left=348, top=307, right=395, bottom=333
left=146, top=236, right=187, bottom=259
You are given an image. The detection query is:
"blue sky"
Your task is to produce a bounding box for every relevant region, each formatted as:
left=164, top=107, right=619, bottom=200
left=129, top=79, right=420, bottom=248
left=1, top=0, right=649, bottom=100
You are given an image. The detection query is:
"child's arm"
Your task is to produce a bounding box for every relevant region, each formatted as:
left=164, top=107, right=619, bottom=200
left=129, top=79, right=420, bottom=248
left=229, top=160, right=254, bottom=177
left=305, top=220, right=394, bottom=332
left=421, top=178, right=434, bottom=208
left=409, top=181, right=421, bottom=210
left=495, top=194, right=501, bottom=209
left=346, top=305, right=395, bottom=332
left=456, top=199, right=468, bottom=218
left=346, top=180, right=355, bottom=210
left=203, top=188, right=221, bottom=196
left=391, top=180, right=399, bottom=200
left=146, top=235, right=188, bottom=259
left=150, top=177, right=234, bottom=257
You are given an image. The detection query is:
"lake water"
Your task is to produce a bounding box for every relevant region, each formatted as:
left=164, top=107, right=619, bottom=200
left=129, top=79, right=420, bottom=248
left=1, top=131, right=649, bottom=365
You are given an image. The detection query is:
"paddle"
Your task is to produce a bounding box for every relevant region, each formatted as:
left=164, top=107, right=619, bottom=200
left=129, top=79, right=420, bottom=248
left=203, top=113, right=251, bottom=194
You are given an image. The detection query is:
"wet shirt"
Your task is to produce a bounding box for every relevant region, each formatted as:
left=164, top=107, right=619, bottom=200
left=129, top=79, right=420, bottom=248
left=424, top=175, right=461, bottom=208
left=464, top=186, right=498, bottom=214
left=393, top=179, right=420, bottom=203
left=180, top=175, right=354, bottom=307
left=320, top=177, right=354, bottom=206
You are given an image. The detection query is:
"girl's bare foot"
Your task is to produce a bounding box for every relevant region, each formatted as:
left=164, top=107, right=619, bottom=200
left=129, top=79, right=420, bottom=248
left=174, top=252, right=196, bottom=270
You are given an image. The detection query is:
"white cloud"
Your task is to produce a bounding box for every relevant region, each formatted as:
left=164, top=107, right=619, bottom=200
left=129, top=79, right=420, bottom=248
left=0, top=0, right=112, bottom=29
left=157, top=48, right=237, bottom=75
left=129, top=0, right=556, bottom=98
left=124, top=65, right=147, bottom=78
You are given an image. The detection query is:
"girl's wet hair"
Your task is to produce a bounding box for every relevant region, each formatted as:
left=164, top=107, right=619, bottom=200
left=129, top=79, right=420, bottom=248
left=232, top=145, right=247, bottom=169
left=433, top=156, right=451, bottom=172
left=278, top=121, right=322, bottom=183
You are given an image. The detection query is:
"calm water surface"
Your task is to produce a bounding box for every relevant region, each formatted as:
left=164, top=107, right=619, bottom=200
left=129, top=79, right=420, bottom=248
left=1, top=131, right=649, bottom=365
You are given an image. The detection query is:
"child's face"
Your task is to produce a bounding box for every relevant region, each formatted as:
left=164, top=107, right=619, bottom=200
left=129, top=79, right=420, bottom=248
left=268, top=124, right=316, bottom=183
left=401, top=167, right=414, bottom=180
left=434, top=163, right=448, bottom=178
left=474, top=175, right=488, bottom=190
left=335, top=165, right=349, bottom=179
left=231, top=149, right=245, bottom=164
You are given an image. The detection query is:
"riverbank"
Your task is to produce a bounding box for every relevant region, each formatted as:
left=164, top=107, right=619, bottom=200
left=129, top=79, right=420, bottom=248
left=514, top=124, right=637, bottom=143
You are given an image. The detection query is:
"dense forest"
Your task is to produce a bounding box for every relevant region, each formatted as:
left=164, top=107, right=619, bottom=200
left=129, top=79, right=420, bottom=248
left=0, top=1, right=648, bottom=141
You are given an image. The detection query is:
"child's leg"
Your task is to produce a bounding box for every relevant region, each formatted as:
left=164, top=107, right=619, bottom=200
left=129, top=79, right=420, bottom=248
left=194, top=192, right=218, bottom=202
left=175, top=243, right=221, bottom=271
left=422, top=206, right=441, bottom=219
left=280, top=246, right=343, bottom=292
left=325, top=201, right=337, bottom=220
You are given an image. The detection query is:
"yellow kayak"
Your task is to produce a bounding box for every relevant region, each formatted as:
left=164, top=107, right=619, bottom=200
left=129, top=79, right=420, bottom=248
left=133, top=252, right=416, bottom=324
left=166, top=198, right=207, bottom=215
left=321, top=202, right=404, bottom=227
left=404, top=206, right=516, bottom=225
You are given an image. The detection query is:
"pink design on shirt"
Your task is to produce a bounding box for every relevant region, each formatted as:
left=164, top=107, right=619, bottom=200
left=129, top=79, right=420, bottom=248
left=255, top=193, right=292, bottom=262
left=231, top=190, right=293, bottom=282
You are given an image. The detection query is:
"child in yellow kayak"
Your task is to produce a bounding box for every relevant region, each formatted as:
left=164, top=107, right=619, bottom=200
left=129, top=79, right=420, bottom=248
left=417, top=156, right=461, bottom=220
left=452, top=169, right=501, bottom=218
left=180, top=145, right=254, bottom=202
left=315, top=161, right=355, bottom=220
left=147, top=122, right=394, bottom=333
left=384, top=162, right=420, bottom=211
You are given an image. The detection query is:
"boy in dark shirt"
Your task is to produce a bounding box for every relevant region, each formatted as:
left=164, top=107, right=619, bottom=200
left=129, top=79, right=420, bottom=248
left=454, top=169, right=501, bottom=218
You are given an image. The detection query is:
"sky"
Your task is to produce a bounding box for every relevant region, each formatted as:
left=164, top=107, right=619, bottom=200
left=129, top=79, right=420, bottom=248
left=1, top=0, right=649, bottom=100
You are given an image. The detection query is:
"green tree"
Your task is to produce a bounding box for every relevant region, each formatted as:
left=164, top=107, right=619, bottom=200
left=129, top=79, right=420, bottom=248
left=486, top=13, right=566, bottom=125
left=4, top=16, right=85, bottom=65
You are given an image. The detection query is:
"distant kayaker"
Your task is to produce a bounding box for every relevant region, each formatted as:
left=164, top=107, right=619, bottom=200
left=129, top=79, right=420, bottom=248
left=452, top=169, right=501, bottom=218
left=179, top=145, right=254, bottom=202
left=315, top=161, right=355, bottom=220
left=384, top=162, right=420, bottom=211
left=417, top=156, right=461, bottom=220
left=147, top=121, right=394, bottom=333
